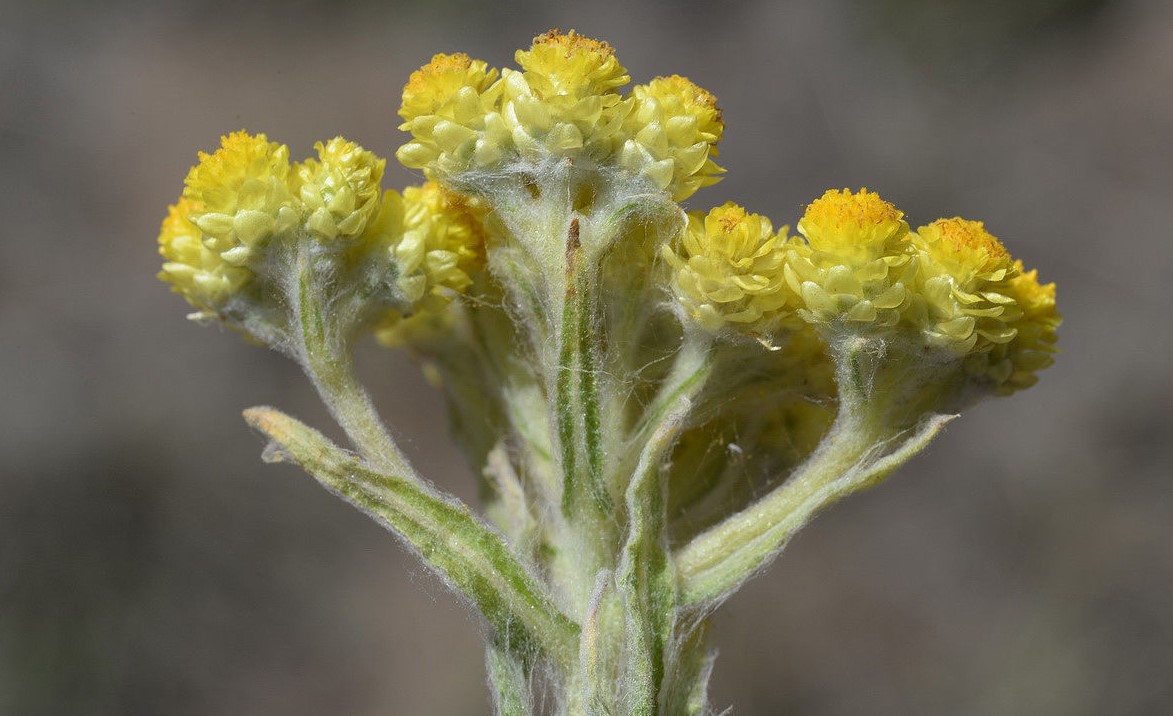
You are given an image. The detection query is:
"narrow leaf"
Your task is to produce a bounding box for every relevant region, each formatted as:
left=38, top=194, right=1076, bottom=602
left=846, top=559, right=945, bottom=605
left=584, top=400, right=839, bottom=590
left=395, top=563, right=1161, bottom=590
left=244, top=406, right=579, bottom=665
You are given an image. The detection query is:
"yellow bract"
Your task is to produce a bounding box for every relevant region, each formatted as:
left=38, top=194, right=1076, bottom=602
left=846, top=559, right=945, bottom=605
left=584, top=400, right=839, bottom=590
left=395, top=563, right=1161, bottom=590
left=294, top=137, right=386, bottom=242
left=787, top=188, right=912, bottom=327
left=622, top=75, right=725, bottom=201
left=158, top=197, right=251, bottom=312
left=182, top=131, right=299, bottom=266
left=663, top=202, right=795, bottom=334
left=970, top=261, right=1060, bottom=394
left=908, top=218, right=1019, bottom=355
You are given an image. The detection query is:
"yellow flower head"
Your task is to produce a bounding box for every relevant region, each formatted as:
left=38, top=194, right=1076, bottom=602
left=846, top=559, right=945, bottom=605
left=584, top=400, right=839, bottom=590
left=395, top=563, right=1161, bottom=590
left=621, top=75, right=725, bottom=201
left=396, top=53, right=508, bottom=174
left=181, top=131, right=299, bottom=266
left=372, top=182, right=485, bottom=345
left=514, top=30, right=630, bottom=100
left=294, top=137, right=386, bottom=242
left=381, top=181, right=485, bottom=309
left=500, top=30, right=632, bottom=161
left=908, top=218, right=1020, bottom=355
left=786, top=188, right=912, bottom=329
left=663, top=202, right=795, bottom=335
left=400, top=53, right=499, bottom=123
left=158, top=198, right=252, bottom=312
left=967, top=260, right=1060, bottom=394
left=797, top=188, right=908, bottom=261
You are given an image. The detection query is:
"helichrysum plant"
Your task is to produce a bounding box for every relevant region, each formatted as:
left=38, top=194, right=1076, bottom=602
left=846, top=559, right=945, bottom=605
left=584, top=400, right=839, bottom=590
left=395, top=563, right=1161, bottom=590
left=158, top=29, right=1060, bottom=715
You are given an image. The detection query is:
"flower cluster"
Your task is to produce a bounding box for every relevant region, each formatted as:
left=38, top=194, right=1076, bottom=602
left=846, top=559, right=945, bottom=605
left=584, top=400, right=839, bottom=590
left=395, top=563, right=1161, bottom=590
left=157, top=30, right=1061, bottom=716
left=397, top=30, right=724, bottom=201
left=661, top=187, right=1059, bottom=396
left=158, top=131, right=483, bottom=341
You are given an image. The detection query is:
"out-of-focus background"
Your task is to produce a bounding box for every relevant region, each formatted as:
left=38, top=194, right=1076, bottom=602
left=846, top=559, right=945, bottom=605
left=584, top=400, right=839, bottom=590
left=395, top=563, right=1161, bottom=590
left=2, top=0, right=1171, bottom=713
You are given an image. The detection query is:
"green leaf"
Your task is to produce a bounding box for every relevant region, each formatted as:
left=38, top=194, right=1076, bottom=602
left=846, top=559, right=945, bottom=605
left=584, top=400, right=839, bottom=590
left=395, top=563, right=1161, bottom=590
left=244, top=407, right=579, bottom=666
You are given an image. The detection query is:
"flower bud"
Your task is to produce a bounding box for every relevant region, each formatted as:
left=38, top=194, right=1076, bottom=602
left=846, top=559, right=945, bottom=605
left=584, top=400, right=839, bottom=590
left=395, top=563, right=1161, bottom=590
left=295, top=137, right=385, bottom=242
left=621, top=75, right=724, bottom=201
left=663, top=202, right=796, bottom=336
left=786, top=188, right=912, bottom=329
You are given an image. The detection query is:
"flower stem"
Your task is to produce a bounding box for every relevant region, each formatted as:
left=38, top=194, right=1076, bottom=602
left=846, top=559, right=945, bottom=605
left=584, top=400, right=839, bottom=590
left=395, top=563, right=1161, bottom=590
left=294, top=244, right=406, bottom=476
left=674, top=344, right=955, bottom=606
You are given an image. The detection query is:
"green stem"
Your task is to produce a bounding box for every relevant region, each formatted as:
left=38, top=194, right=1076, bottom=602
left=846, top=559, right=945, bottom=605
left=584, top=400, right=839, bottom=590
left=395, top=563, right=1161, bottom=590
left=294, top=246, right=404, bottom=476
left=614, top=332, right=713, bottom=714
left=674, top=345, right=955, bottom=606
left=556, top=280, right=580, bottom=513
left=487, top=644, right=533, bottom=716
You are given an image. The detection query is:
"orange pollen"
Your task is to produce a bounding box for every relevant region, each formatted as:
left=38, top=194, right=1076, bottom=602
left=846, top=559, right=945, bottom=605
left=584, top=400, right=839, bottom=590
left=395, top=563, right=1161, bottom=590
left=932, top=218, right=1008, bottom=259
left=654, top=75, right=718, bottom=109
left=532, top=29, right=614, bottom=58
left=714, top=206, right=746, bottom=234
left=405, top=53, right=474, bottom=93
left=804, top=188, right=901, bottom=228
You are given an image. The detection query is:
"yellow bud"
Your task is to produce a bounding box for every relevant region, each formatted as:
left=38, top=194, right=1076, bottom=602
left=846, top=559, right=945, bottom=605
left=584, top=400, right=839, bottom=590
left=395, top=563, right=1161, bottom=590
left=157, top=197, right=251, bottom=311
left=663, top=202, right=795, bottom=335
left=787, top=188, right=912, bottom=329
left=294, top=137, right=386, bottom=242
left=514, top=29, right=630, bottom=99
left=182, top=131, right=299, bottom=266
left=622, top=75, right=725, bottom=201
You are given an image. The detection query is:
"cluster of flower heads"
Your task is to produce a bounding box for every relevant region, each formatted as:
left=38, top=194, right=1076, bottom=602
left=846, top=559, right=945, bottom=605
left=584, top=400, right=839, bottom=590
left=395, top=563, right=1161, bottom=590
left=661, top=188, right=1060, bottom=394
left=159, top=29, right=1057, bottom=396
left=159, top=131, right=483, bottom=337
left=396, top=30, right=724, bottom=200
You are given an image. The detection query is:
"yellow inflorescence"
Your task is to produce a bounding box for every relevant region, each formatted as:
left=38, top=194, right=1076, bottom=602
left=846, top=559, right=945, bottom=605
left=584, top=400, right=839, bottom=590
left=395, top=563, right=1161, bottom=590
left=663, top=202, right=796, bottom=334
left=397, top=53, right=507, bottom=173
left=373, top=182, right=486, bottom=346
left=786, top=188, right=913, bottom=327
left=395, top=30, right=723, bottom=200
left=622, top=75, right=725, bottom=201
left=158, top=197, right=251, bottom=312
left=908, top=218, right=1019, bottom=355
left=971, top=261, right=1060, bottom=394
left=160, top=134, right=485, bottom=329
left=776, top=188, right=1059, bottom=394
left=294, top=137, right=386, bottom=242
left=182, top=131, right=300, bottom=267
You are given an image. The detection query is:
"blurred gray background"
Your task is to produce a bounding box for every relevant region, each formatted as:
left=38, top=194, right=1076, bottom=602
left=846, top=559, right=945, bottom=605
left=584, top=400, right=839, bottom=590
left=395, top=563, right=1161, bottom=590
left=2, top=0, right=1171, bottom=714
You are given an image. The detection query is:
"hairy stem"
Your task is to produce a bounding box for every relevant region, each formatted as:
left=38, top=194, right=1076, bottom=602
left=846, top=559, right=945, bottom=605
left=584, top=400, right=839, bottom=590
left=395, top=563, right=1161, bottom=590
left=674, top=344, right=956, bottom=606
left=294, top=246, right=404, bottom=475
